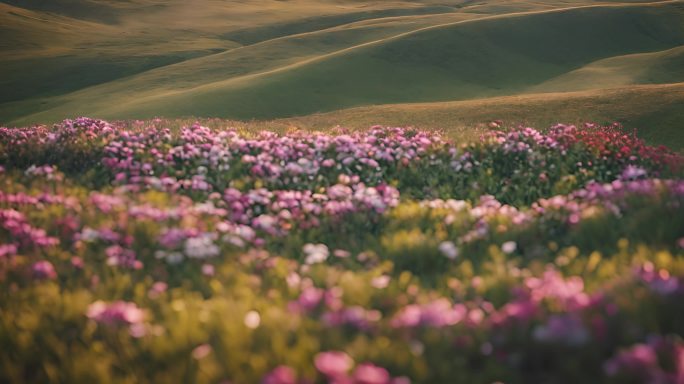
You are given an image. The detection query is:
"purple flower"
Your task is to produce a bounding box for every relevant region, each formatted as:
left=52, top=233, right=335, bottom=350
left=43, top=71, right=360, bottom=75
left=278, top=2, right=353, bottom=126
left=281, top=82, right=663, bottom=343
left=533, top=314, right=589, bottom=346
left=105, top=245, right=140, bottom=269
left=621, top=165, right=647, bottom=180
left=32, top=260, right=57, bottom=280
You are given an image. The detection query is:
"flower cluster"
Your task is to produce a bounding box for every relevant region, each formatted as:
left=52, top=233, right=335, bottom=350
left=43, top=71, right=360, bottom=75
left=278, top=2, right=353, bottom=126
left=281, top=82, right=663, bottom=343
left=0, top=209, right=59, bottom=253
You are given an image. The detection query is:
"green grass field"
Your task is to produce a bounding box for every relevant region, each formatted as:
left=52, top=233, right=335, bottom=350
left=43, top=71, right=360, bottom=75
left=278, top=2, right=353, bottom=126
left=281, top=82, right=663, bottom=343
left=1, top=0, right=683, bottom=149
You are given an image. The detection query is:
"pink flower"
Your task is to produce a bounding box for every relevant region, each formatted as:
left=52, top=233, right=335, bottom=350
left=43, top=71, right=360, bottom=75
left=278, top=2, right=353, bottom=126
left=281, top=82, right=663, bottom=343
left=353, top=363, right=390, bottom=384
left=71, top=257, right=84, bottom=269
left=148, top=282, right=168, bottom=299
left=202, top=264, right=215, bottom=276
left=262, top=366, right=297, bottom=384
left=371, top=275, right=390, bottom=289
left=297, top=286, right=325, bottom=311
left=86, top=300, right=145, bottom=326
left=391, top=299, right=466, bottom=328
left=0, top=243, right=17, bottom=258
left=192, top=344, right=212, bottom=360
left=314, top=351, right=354, bottom=378
left=604, top=344, right=659, bottom=379
left=105, top=245, right=139, bottom=269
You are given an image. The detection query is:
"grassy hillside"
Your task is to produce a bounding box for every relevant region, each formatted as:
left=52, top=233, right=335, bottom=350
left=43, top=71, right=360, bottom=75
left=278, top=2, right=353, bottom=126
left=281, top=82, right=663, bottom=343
left=4, top=1, right=683, bottom=125
left=122, top=2, right=683, bottom=120
left=1, top=0, right=484, bottom=117
left=530, top=45, right=684, bottom=91
left=0, top=2, right=234, bottom=103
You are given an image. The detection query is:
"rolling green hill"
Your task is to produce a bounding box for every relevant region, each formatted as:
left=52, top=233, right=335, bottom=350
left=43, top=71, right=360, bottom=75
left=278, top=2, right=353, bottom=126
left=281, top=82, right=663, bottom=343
left=530, top=45, right=684, bottom=91
left=116, top=2, right=684, bottom=120
left=1, top=0, right=482, bottom=115
left=3, top=1, right=684, bottom=126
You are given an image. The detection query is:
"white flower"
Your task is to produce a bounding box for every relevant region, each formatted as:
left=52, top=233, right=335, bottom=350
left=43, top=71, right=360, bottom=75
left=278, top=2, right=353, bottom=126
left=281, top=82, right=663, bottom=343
left=439, top=241, right=459, bottom=260
left=501, top=241, right=517, bottom=254
left=244, top=310, right=261, bottom=329
left=184, top=235, right=220, bottom=259
left=286, top=272, right=301, bottom=288
left=79, top=227, right=100, bottom=242
left=303, top=243, right=329, bottom=264
left=222, top=234, right=246, bottom=248
left=167, top=252, right=184, bottom=264
left=371, top=275, right=391, bottom=289
left=446, top=199, right=468, bottom=211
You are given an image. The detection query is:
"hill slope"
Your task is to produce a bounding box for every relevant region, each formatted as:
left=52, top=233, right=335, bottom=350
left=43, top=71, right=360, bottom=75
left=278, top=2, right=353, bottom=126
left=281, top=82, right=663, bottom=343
left=530, top=45, right=684, bottom=91
left=0, top=0, right=480, bottom=117
left=4, top=1, right=684, bottom=124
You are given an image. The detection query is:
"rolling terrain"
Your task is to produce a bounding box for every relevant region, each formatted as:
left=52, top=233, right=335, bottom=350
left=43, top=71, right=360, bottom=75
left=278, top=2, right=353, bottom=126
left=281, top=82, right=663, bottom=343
left=1, top=0, right=683, bottom=148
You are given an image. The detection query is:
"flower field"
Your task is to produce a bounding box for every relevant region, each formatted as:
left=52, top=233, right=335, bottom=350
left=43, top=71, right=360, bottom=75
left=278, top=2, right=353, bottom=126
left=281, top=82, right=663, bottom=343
left=1, top=117, right=683, bottom=383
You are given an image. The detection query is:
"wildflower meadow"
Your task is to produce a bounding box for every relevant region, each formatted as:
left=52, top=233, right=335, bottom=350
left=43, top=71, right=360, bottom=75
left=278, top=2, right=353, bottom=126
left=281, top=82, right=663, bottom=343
left=1, top=117, right=683, bottom=383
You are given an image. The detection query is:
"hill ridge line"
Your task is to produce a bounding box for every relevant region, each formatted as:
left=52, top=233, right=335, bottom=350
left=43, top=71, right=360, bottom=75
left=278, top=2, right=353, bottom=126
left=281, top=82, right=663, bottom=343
left=95, top=0, right=684, bottom=110
left=9, top=0, right=684, bottom=124
left=104, top=0, right=682, bottom=81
